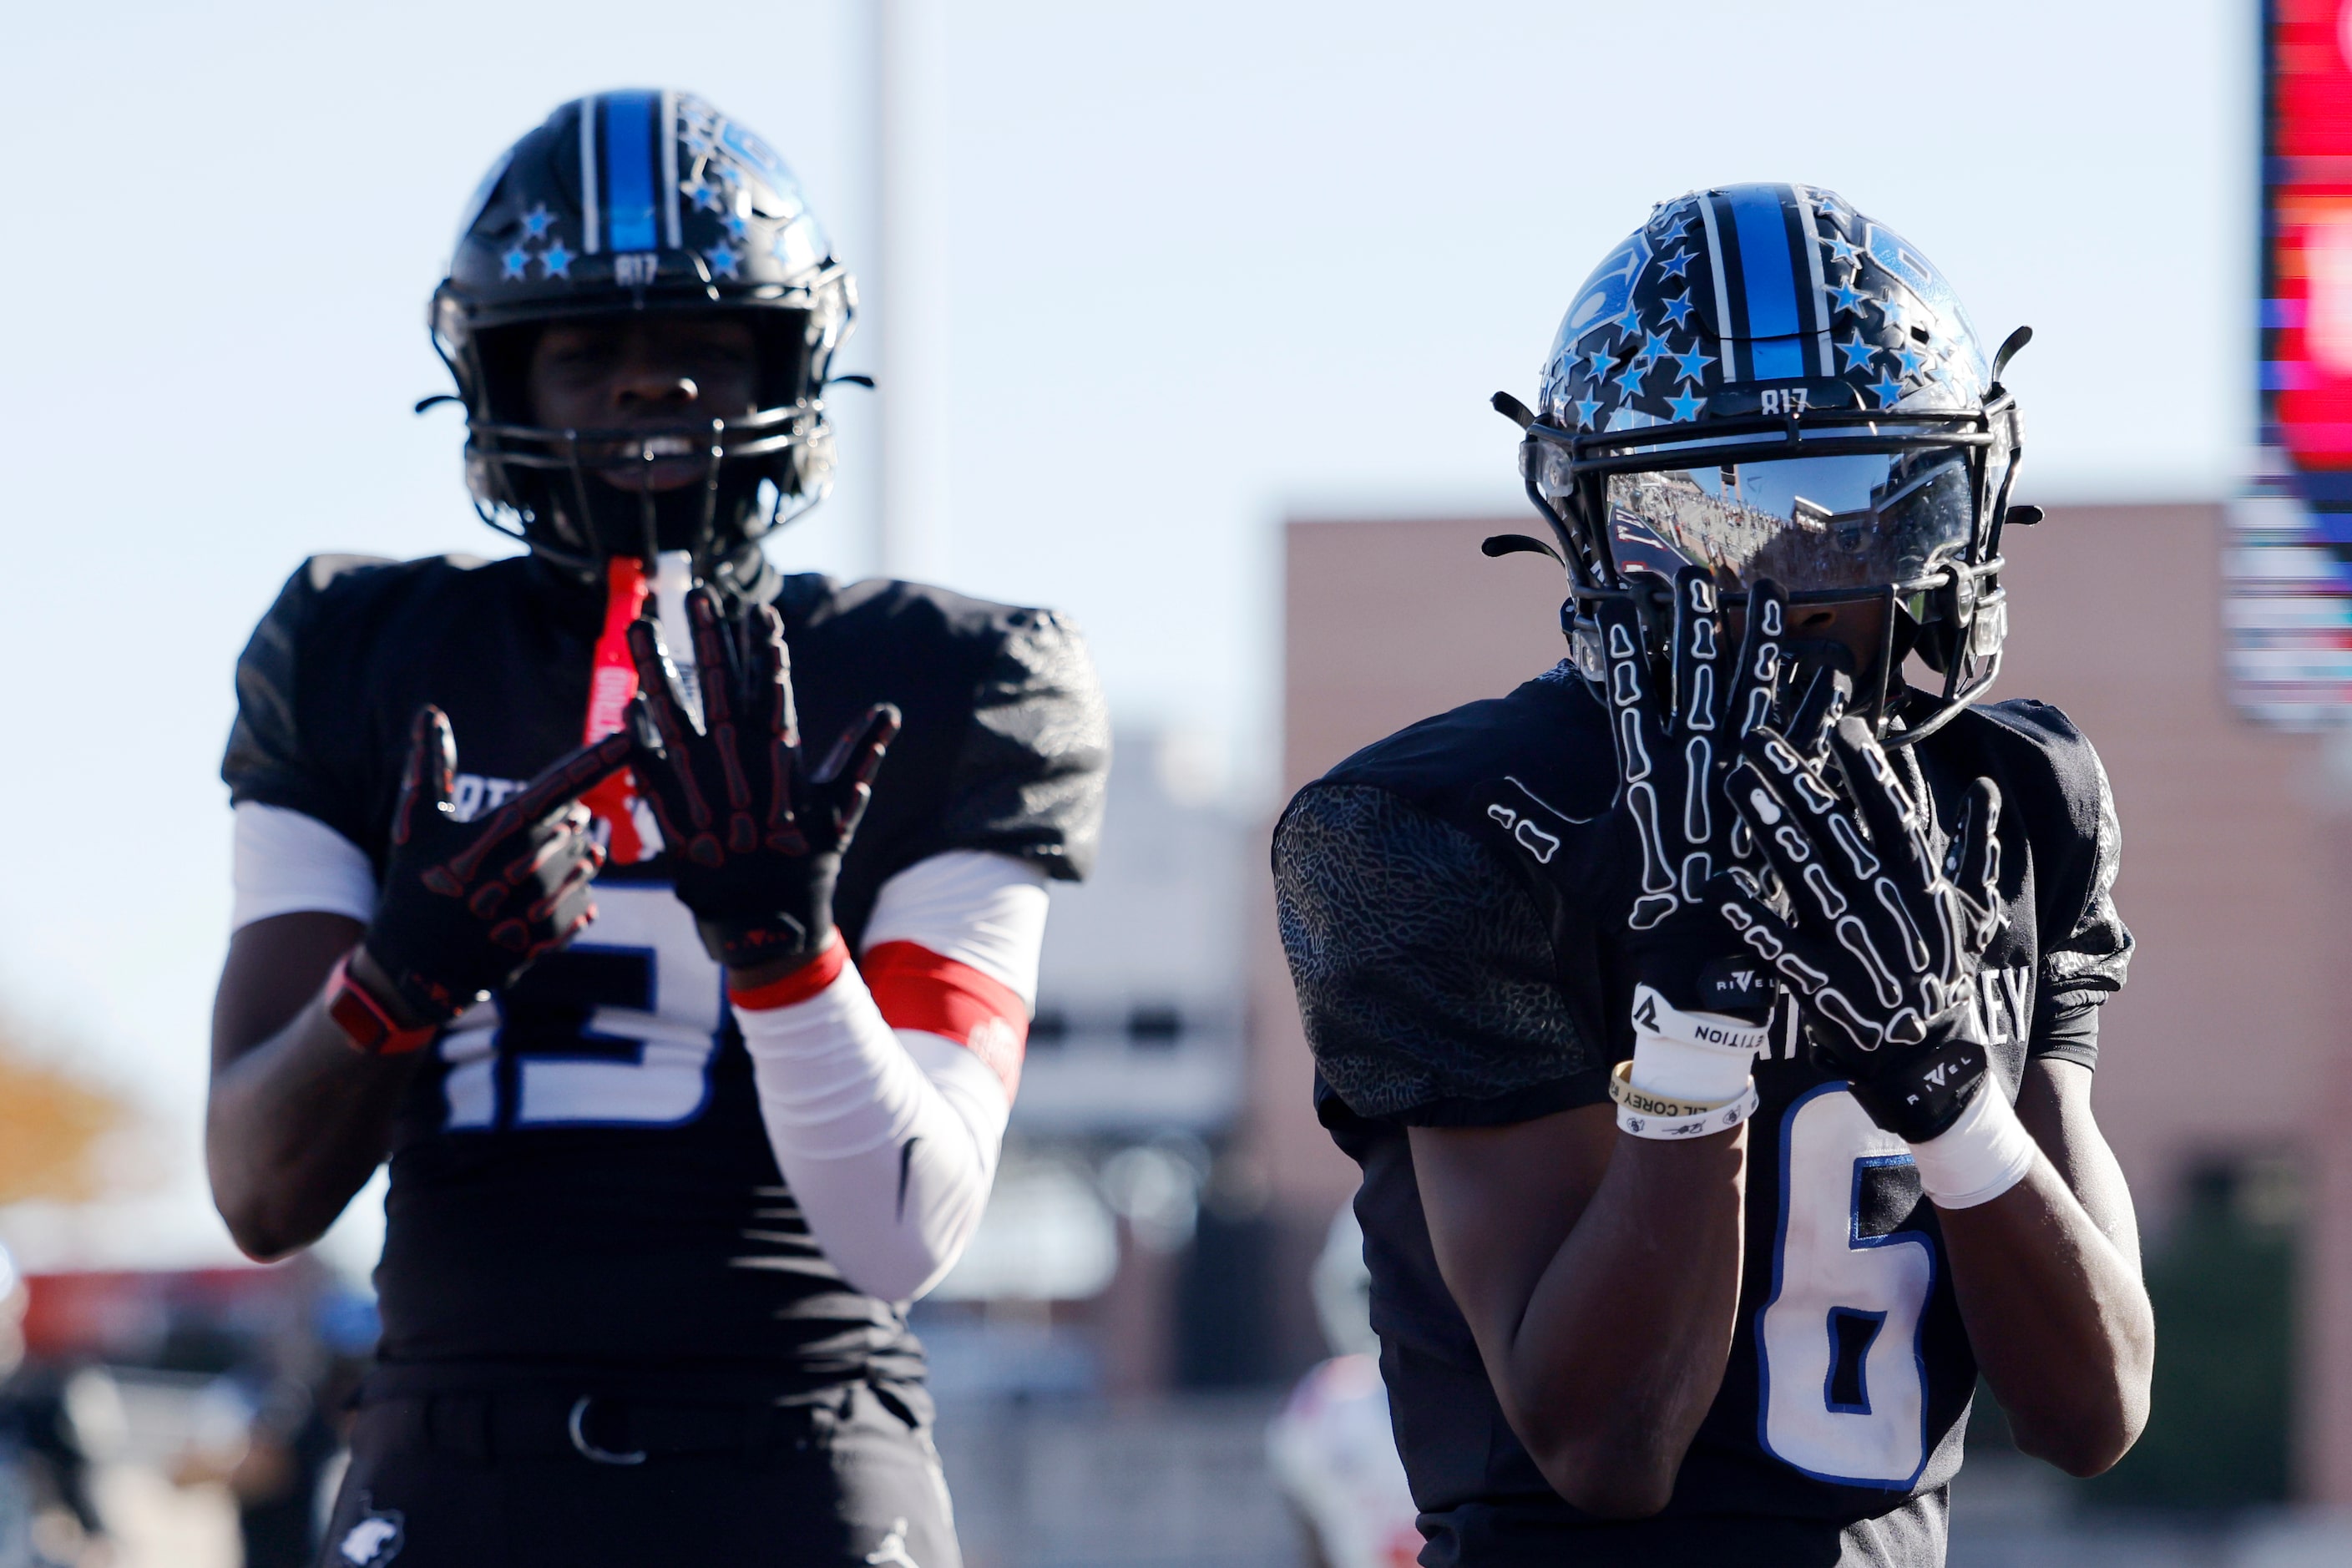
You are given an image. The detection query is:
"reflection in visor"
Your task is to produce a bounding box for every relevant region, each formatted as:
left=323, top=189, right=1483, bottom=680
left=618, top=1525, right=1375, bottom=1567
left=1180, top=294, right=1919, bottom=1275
left=1602, top=449, right=1975, bottom=593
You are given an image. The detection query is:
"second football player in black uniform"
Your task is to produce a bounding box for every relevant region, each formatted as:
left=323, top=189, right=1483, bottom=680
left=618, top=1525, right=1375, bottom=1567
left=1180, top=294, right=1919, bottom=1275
left=1275, top=185, right=2152, bottom=1565
left=206, top=92, right=1107, bottom=1567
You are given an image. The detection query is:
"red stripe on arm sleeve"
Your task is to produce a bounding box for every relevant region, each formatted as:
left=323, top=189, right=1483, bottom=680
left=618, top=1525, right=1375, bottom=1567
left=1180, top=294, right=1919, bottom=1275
left=860, top=939, right=1028, bottom=1099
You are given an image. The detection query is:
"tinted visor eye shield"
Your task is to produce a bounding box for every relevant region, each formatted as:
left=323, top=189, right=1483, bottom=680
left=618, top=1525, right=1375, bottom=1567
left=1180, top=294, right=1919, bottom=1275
left=1521, top=400, right=2021, bottom=741
left=1525, top=402, right=2015, bottom=600
left=1599, top=448, right=1975, bottom=594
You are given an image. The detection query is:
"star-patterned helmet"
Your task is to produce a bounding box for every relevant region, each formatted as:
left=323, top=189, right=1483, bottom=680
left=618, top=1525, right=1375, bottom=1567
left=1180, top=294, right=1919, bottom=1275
left=1515, top=184, right=2032, bottom=746
left=427, top=90, right=856, bottom=578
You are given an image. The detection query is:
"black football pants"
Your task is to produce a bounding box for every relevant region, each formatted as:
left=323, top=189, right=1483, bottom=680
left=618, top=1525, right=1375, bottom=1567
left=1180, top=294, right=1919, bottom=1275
left=316, top=1380, right=959, bottom=1568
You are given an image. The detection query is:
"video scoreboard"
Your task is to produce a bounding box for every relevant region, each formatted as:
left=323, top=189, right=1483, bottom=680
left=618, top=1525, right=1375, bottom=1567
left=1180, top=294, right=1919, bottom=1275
left=2241, top=0, right=2352, bottom=726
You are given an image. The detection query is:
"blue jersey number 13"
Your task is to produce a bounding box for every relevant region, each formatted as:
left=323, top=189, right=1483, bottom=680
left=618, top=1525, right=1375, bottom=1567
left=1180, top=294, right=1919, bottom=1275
left=438, top=883, right=726, bottom=1130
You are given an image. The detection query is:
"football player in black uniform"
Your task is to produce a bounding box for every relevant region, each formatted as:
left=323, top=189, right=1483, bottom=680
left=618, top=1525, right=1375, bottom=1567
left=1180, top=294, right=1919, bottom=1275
left=205, top=91, right=1107, bottom=1567
left=1273, top=185, right=2152, bottom=1565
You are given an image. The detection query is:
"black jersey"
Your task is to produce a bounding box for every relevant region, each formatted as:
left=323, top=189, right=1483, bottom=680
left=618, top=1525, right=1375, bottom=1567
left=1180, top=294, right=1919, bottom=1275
left=1272, top=661, right=2132, bottom=1568
left=223, top=551, right=1108, bottom=1391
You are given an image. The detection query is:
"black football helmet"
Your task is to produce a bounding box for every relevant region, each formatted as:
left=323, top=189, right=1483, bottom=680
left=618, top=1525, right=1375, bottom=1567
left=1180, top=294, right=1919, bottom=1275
left=428, top=90, right=856, bottom=580
left=1506, top=184, right=2033, bottom=745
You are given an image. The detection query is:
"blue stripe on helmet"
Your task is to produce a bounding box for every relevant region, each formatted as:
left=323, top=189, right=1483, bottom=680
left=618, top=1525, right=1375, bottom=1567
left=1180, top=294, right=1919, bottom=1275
left=1794, top=191, right=1837, bottom=377
left=602, top=91, right=661, bottom=252
left=579, top=103, right=600, bottom=254
left=659, top=89, right=682, bottom=250
left=1728, top=185, right=1804, bottom=380
left=1697, top=197, right=1737, bottom=378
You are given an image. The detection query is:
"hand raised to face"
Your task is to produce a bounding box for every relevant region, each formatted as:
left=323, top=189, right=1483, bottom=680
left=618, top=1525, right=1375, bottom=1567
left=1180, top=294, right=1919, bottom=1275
left=1574, top=566, right=1799, bottom=1020
left=1712, top=716, right=2006, bottom=1140
left=1596, top=565, right=1793, bottom=928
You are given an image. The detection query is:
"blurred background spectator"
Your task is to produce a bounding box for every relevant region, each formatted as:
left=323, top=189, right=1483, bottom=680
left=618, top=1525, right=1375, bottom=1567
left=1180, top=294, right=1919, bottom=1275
left=1264, top=1208, right=1421, bottom=1568
left=0, top=1243, right=110, bottom=1568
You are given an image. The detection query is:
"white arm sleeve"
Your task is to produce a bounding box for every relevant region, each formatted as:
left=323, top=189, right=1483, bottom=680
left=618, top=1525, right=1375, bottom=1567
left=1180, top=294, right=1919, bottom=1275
left=862, top=848, right=1050, bottom=1005
left=732, top=852, right=1049, bottom=1302
left=230, top=802, right=377, bottom=931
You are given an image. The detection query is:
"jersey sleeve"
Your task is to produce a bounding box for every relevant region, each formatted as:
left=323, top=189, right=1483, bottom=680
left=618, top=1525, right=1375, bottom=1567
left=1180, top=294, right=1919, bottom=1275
left=2009, top=704, right=2134, bottom=1070
left=220, top=555, right=392, bottom=857
left=916, top=608, right=1110, bottom=882
left=230, top=802, right=378, bottom=930
left=1274, top=781, right=1605, bottom=1127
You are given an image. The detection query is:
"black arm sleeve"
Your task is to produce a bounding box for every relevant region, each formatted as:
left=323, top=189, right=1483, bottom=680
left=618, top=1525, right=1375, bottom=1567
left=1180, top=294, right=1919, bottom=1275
left=1274, top=782, right=1606, bottom=1126
left=2009, top=705, right=2134, bottom=1071
left=220, top=555, right=393, bottom=854
left=922, top=607, right=1111, bottom=881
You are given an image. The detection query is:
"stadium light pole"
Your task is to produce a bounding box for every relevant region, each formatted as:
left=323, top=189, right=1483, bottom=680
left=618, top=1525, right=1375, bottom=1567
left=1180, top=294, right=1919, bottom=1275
left=872, top=0, right=953, bottom=584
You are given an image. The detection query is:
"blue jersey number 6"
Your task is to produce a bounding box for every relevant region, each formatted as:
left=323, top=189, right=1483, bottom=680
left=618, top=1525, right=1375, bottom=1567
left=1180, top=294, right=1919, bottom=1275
left=1755, top=1082, right=1939, bottom=1490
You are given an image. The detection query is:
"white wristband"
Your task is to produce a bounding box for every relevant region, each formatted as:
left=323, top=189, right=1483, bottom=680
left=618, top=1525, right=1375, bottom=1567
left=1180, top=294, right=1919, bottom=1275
left=1627, top=984, right=1768, bottom=1105
left=1909, top=1082, right=2037, bottom=1209
left=1611, top=1062, right=1760, bottom=1141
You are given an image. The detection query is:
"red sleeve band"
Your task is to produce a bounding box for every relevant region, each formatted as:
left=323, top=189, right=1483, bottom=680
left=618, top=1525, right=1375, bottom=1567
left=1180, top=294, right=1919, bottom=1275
left=727, top=934, right=849, bottom=1010
left=860, top=939, right=1028, bottom=1097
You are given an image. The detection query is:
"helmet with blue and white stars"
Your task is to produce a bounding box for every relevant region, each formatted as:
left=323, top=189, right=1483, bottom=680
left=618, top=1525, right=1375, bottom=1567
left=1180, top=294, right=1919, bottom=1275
left=1511, top=183, right=2034, bottom=746
left=428, top=91, right=856, bottom=579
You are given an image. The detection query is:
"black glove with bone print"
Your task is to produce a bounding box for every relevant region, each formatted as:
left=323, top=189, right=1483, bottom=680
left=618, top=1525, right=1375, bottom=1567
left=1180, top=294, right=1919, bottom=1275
left=1590, top=564, right=1793, bottom=1019
left=1712, top=716, right=2006, bottom=1141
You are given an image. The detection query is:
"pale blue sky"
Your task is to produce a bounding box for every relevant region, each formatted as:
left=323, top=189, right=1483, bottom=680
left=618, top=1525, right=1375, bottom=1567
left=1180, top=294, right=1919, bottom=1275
left=0, top=0, right=2248, bottom=1263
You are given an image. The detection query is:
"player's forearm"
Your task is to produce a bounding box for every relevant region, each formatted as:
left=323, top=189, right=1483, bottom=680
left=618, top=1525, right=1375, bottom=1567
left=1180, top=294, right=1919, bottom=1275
left=758, top=1075, right=997, bottom=1301
left=1936, top=1155, right=2153, bottom=1475
left=1504, top=1130, right=1747, bottom=1516
left=731, top=945, right=1008, bottom=1300
left=206, top=993, right=420, bottom=1258
left=209, top=920, right=420, bottom=1259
